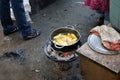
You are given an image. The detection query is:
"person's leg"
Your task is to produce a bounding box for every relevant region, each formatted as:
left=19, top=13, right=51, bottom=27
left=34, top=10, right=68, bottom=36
left=10, top=0, right=32, bottom=38
left=10, top=0, right=40, bottom=40
left=0, top=0, right=17, bottom=35
left=0, top=0, right=1, bottom=18
left=104, top=12, right=109, bottom=21
left=96, top=10, right=104, bottom=26
left=104, top=12, right=110, bottom=25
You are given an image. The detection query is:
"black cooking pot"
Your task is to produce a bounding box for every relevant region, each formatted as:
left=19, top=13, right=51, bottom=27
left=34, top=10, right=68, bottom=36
left=49, top=25, right=81, bottom=52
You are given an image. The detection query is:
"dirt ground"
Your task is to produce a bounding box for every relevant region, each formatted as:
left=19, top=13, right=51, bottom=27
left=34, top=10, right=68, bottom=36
left=0, top=0, right=100, bottom=80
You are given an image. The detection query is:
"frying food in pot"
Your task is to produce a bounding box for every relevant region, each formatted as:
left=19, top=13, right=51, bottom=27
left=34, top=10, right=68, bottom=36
left=53, top=33, right=78, bottom=46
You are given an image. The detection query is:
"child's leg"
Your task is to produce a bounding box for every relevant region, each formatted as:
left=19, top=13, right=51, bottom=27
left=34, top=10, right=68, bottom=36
left=96, top=10, right=104, bottom=26
left=96, top=10, right=104, bottom=16
left=104, top=12, right=110, bottom=25
left=104, top=12, right=109, bottom=21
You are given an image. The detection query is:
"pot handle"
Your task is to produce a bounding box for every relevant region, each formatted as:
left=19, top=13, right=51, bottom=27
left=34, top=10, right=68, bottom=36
left=65, top=25, right=75, bottom=29
left=54, top=44, right=64, bottom=49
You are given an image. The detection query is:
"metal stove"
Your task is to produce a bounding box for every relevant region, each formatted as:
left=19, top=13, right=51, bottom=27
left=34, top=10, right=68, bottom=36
left=44, top=40, right=80, bottom=71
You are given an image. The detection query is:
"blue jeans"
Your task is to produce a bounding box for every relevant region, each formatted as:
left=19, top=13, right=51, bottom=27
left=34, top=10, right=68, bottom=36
left=0, top=0, right=32, bottom=38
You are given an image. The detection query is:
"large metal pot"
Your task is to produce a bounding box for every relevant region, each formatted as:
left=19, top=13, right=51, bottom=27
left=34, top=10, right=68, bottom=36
left=49, top=25, right=81, bottom=52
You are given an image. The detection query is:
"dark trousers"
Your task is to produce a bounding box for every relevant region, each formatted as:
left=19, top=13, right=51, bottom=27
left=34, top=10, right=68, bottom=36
left=0, top=0, right=32, bottom=38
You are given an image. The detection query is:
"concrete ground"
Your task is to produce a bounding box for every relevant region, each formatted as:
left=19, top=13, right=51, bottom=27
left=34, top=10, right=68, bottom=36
left=0, top=0, right=99, bottom=80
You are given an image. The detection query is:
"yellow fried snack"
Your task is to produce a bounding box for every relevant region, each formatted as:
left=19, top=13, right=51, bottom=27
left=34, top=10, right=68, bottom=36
left=53, top=33, right=78, bottom=46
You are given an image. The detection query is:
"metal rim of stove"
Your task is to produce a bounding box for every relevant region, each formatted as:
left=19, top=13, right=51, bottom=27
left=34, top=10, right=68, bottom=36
left=44, top=40, right=79, bottom=62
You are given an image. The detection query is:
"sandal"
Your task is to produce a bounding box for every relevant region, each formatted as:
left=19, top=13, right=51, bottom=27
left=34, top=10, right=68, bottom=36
left=23, top=29, right=41, bottom=40
left=4, top=27, right=19, bottom=35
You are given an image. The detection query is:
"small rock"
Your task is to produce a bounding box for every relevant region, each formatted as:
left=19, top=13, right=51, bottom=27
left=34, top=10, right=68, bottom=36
left=4, top=36, right=12, bottom=41
left=35, top=69, right=40, bottom=73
